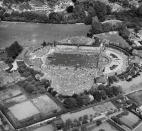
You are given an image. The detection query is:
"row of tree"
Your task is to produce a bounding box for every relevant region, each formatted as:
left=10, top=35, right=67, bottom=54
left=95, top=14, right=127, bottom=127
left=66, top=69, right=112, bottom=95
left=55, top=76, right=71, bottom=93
left=1, top=0, right=112, bottom=24
left=64, top=116, right=104, bottom=131
left=63, top=84, right=122, bottom=109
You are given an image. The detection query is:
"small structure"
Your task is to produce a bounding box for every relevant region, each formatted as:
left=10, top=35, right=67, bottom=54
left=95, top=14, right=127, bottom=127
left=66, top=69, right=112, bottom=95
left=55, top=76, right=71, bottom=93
left=95, top=75, right=108, bottom=85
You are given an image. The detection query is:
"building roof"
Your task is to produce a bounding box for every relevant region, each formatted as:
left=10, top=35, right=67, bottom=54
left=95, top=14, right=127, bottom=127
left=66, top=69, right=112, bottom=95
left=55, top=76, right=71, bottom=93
left=95, top=75, right=108, bottom=84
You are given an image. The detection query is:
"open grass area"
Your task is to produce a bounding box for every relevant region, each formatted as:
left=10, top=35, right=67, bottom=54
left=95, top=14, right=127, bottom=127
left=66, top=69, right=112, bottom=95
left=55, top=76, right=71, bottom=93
left=0, top=88, right=22, bottom=101
left=127, top=90, right=142, bottom=105
left=117, top=111, right=141, bottom=129
left=32, top=95, right=61, bottom=114
left=32, top=124, right=54, bottom=131
left=87, top=121, right=120, bottom=131
left=9, top=101, right=40, bottom=121
left=134, top=122, right=142, bottom=131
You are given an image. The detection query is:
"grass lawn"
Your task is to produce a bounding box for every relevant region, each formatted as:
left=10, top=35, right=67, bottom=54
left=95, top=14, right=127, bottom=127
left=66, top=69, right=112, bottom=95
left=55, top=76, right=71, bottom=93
left=127, top=90, right=142, bottom=105
left=33, top=125, right=54, bottom=131
left=9, top=101, right=40, bottom=121
left=118, top=111, right=141, bottom=129
left=5, top=94, right=27, bottom=105
left=87, top=121, right=119, bottom=131
left=32, top=95, right=61, bottom=114
left=134, top=122, right=142, bottom=131
left=0, top=88, right=22, bottom=101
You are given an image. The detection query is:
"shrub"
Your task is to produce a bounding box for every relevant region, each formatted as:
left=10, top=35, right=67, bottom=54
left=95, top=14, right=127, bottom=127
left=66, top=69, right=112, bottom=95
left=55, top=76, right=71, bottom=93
left=63, top=98, right=78, bottom=109
left=49, top=12, right=63, bottom=23
left=5, top=41, right=23, bottom=60
left=93, top=1, right=110, bottom=21
left=66, top=6, right=74, bottom=13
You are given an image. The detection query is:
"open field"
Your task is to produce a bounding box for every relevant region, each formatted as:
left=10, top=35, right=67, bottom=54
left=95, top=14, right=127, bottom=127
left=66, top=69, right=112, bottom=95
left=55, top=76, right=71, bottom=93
left=0, top=86, right=61, bottom=128
left=0, top=88, right=22, bottom=101
left=9, top=101, right=40, bottom=121
left=0, top=22, right=90, bottom=48
left=32, top=95, right=61, bottom=114
left=134, top=122, right=142, bottom=131
left=117, top=111, right=141, bottom=129
left=127, top=90, right=142, bottom=105
left=87, top=121, right=120, bottom=131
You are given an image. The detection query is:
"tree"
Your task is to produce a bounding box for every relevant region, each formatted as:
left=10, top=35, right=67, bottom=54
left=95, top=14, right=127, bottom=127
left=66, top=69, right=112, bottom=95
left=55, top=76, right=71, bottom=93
left=41, top=41, right=47, bottom=47
left=88, top=5, right=96, bottom=17
left=97, top=84, right=105, bottom=90
left=100, top=90, right=107, bottom=100
left=122, top=0, right=129, bottom=7
left=65, top=119, right=72, bottom=129
left=72, top=128, right=79, bottom=131
left=93, top=1, right=110, bottom=21
left=137, top=5, right=142, bottom=16
left=84, top=15, right=92, bottom=25
left=48, top=87, right=53, bottom=93
left=105, top=87, right=114, bottom=98
left=52, top=91, right=58, bottom=96
left=66, top=6, right=74, bottom=13
left=82, top=115, right=88, bottom=124
left=40, top=79, right=50, bottom=88
left=24, top=84, right=35, bottom=94
left=90, top=16, right=103, bottom=34
left=99, top=129, right=105, bottom=131
left=5, top=41, right=23, bottom=60
left=63, top=98, right=78, bottom=109
left=96, top=120, right=102, bottom=126
left=72, top=0, right=77, bottom=3
left=112, top=86, right=123, bottom=96
left=49, top=12, right=63, bottom=23
left=73, top=3, right=86, bottom=21
left=81, top=126, right=87, bottom=131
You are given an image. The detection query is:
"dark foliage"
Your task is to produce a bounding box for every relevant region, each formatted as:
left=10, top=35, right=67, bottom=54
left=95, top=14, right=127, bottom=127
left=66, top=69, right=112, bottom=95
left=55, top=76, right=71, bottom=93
left=66, top=6, right=74, bottom=13
left=93, top=1, right=111, bottom=21
left=5, top=41, right=23, bottom=59
left=63, top=97, right=78, bottom=109
left=48, top=12, right=63, bottom=23
left=72, top=0, right=77, bottom=3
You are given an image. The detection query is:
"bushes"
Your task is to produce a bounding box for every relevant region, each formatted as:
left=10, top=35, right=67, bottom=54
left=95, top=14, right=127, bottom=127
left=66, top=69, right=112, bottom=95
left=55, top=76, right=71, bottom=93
left=90, top=16, right=103, bottom=34
left=48, top=12, right=63, bottom=23
left=3, top=11, right=49, bottom=23
left=17, top=61, right=43, bottom=78
left=63, top=84, right=122, bottom=109
left=18, top=77, right=46, bottom=94
left=66, top=6, right=74, bottom=13
left=1, top=41, right=23, bottom=65
left=87, top=5, right=96, bottom=17
left=84, top=15, right=92, bottom=25
left=93, top=1, right=111, bottom=21
left=5, top=41, right=23, bottom=59
left=63, top=97, right=78, bottom=109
